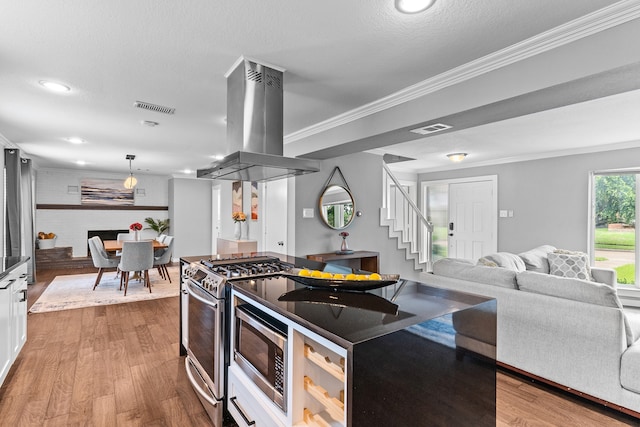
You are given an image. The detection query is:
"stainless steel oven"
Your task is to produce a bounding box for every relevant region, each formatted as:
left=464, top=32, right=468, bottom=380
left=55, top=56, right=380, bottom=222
left=181, top=255, right=294, bottom=424
left=183, top=264, right=227, bottom=427
left=234, top=302, right=287, bottom=411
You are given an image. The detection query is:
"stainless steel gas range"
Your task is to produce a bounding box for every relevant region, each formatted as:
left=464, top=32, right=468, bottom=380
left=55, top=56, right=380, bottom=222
left=180, top=254, right=295, bottom=427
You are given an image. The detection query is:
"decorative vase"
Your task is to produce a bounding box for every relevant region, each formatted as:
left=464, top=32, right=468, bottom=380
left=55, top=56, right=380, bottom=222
left=341, top=236, right=349, bottom=252
left=134, top=230, right=140, bottom=241
left=234, top=222, right=242, bottom=240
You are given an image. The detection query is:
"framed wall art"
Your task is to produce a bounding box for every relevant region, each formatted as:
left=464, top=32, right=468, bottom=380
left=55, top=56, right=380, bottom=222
left=80, top=178, right=134, bottom=206
left=251, top=181, right=258, bottom=220
left=232, top=181, right=243, bottom=214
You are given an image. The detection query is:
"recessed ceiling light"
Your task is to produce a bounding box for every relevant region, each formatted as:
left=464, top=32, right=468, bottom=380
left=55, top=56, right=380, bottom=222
left=395, top=0, right=435, bottom=14
left=39, top=80, right=71, bottom=92
left=76, top=160, right=87, bottom=166
left=213, top=154, right=225, bottom=160
left=67, top=137, right=86, bottom=144
left=141, top=120, right=159, bottom=127
left=183, top=169, right=193, bottom=174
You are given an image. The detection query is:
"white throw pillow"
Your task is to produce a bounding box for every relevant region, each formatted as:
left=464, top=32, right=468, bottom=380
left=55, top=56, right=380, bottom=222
left=517, top=245, right=556, bottom=273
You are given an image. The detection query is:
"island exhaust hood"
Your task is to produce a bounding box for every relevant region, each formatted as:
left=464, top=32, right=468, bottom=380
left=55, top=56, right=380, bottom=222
left=197, top=58, right=319, bottom=182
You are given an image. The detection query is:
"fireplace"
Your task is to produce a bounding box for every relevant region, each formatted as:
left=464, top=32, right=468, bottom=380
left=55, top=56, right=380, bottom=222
left=88, top=229, right=129, bottom=242
left=87, top=229, right=129, bottom=254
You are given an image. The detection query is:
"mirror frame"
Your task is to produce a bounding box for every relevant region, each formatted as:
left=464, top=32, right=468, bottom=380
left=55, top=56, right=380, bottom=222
left=318, top=184, right=356, bottom=230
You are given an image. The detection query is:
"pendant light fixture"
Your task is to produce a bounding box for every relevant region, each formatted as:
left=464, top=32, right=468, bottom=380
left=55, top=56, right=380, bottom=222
left=124, top=154, right=137, bottom=189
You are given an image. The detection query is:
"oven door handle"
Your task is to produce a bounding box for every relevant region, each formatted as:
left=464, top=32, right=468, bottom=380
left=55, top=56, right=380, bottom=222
left=186, top=280, right=218, bottom=309
left=185, top=357, right=219, bottom=407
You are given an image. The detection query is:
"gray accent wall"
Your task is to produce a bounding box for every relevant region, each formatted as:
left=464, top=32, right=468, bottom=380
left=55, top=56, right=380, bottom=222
left=419, top=146, right=640, bottom=254
left=294, top=152, right=423, bottom=281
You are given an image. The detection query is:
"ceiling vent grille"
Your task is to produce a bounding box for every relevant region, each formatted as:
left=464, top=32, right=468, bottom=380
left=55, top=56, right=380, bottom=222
left=133, top=101, right=175, bottom=115
left=409, top=123, right=451, bottom=135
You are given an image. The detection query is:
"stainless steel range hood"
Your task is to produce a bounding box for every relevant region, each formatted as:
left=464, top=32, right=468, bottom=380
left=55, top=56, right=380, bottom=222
left=198, top=58, right=319, bottom=182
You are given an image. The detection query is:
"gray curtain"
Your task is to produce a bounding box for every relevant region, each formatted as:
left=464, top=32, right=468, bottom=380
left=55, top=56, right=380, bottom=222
left=4, top=148, right=22, bottom=257
left=21, top=158, right=36, bottom=283
left=4, top=148, right=36, bottom=283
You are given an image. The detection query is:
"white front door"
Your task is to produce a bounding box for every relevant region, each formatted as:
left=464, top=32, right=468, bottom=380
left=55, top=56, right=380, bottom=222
left=263, top=179, right=288, bottom=253
left=449, top=180, right=496, bottom=260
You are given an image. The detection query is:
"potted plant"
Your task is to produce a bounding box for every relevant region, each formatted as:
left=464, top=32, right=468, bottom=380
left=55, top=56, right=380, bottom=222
left=144, top=217, right=170, bottom=236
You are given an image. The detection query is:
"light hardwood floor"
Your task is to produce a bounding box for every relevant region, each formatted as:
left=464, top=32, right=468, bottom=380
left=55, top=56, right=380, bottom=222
left=0, top=267, right=638, bottom=426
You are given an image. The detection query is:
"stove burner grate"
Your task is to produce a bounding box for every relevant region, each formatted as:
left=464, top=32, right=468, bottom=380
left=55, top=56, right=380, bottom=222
left=200, top=256, right=294, bottom=279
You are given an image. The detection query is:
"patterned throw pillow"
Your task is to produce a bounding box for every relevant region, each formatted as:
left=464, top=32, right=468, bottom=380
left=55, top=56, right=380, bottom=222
left=547, top=250, right=592, bottom=281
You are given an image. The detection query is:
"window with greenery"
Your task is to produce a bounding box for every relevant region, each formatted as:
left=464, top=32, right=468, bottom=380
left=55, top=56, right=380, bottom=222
left=592, top=172, right=638, bottom=286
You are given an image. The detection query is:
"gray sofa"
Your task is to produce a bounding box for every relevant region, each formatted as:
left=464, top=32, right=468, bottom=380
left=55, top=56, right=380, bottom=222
left=419, top=245, right=640, bottom=416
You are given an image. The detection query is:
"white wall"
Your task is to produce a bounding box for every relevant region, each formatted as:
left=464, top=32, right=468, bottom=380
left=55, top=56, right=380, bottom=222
left=418, top=146, right=640, bottom=254
left=35, top=168, right=170, bottom=257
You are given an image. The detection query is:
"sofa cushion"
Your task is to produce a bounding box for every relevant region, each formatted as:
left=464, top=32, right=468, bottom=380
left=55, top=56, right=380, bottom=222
left=516, top=270, right=622, bottom=308
left=479, top=252, right=526, bottom=272
left=433, top=258, right=518, bottom=289
left=548, top=250, right=592, bottom=281
left=517, top=245, right=556, bottom=273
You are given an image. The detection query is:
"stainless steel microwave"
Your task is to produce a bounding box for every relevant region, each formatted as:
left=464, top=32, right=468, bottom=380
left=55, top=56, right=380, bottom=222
left=234, top=303, right=287, bottom=411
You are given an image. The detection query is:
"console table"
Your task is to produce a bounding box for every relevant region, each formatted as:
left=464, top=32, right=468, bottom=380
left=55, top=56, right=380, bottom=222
left=306, top=250, right=380, bottom=273
left=216, top=238, right=257, bottom=255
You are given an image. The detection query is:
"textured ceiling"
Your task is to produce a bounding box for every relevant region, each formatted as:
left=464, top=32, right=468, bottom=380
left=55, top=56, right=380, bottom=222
left=0, top=0, right=636, bottom=176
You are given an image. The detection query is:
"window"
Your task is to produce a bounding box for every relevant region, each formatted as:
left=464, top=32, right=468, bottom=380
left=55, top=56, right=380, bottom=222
left=591, top=171, right=638, bottom=287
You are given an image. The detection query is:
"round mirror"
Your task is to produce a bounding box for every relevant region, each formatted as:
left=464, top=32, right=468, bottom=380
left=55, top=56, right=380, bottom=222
left=319, top=184, right=355, bottom=229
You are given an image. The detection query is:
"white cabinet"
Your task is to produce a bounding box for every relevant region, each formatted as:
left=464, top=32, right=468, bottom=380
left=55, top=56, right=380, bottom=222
left=0, top=261, right=28, bottom=388
left=0, top=278, right=12, bottom=386
left=11, top=264, right=28, bottom=358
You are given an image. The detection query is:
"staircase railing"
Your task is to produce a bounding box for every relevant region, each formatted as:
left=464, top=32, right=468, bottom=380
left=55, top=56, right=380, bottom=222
left=381, top=162, right=434, bottom=271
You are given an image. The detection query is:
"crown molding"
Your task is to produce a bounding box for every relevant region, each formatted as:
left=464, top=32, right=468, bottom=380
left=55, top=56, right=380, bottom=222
left=285, top=0, right=640, bottom=144
left=0, top=130, right=18, bottom=149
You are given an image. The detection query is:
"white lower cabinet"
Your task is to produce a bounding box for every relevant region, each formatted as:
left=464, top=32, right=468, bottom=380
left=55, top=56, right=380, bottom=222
left=0, top=262, right=28, bottom=388
left=228, top=364, right=286, bottom=427
left=0, top=280, right=12, bottom=386
left=11, top=267, right=28, bottom=358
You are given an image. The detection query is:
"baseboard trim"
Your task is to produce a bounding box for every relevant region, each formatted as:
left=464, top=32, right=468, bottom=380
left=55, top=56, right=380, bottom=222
left=498, top=362, right=640, bottom=420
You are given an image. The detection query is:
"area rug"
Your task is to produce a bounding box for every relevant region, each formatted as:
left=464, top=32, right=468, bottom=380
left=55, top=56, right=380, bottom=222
left=29, top=267, right=180, bottom=313
left=406, top=313, right=456, bottom=349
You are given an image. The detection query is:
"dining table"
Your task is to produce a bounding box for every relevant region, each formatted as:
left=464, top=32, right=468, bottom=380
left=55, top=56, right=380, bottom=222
left=103, top=239, right=167, bottom=253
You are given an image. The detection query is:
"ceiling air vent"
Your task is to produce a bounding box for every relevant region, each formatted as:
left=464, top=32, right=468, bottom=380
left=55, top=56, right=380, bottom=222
left=133, top=101, right=175, bottom=115
left=409, top=123, right=451, bottom=135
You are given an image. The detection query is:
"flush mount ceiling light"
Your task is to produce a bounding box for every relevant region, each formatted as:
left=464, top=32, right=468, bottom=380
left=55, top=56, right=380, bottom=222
left=39, top=80, right=71, bottom=92
left=447, top=153, right=468, bottom=162
left=124, top=154, right=138, bottom=189
left=66, top=137, right=86, bottom=144
left=395, top=0, right=435, bottom=14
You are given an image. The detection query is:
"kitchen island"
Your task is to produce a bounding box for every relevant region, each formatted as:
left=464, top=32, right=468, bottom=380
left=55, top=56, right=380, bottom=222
left=181, top=253, right=496, bottom=426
